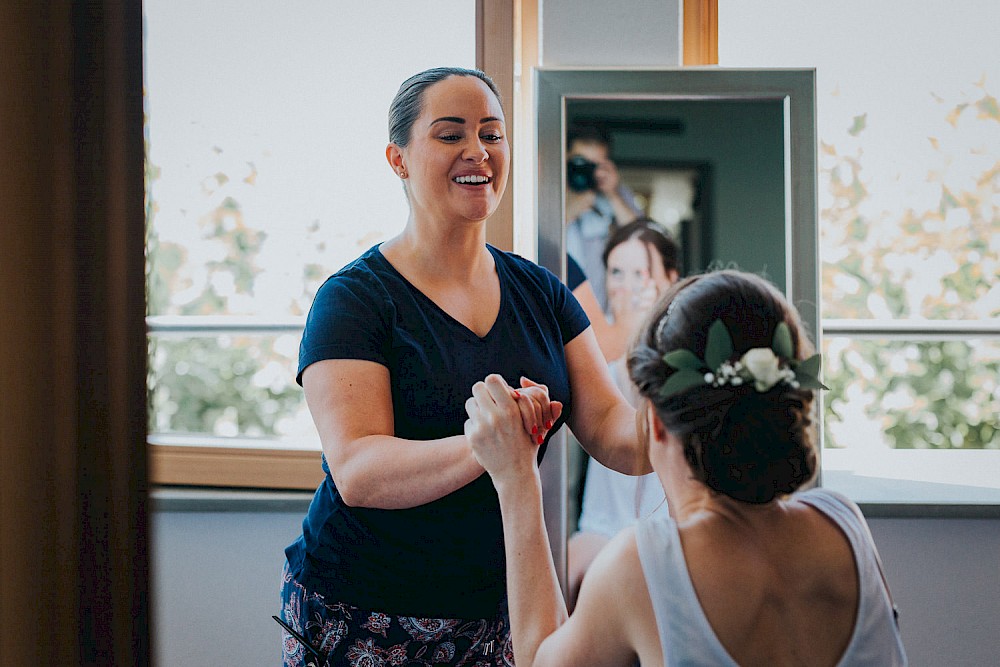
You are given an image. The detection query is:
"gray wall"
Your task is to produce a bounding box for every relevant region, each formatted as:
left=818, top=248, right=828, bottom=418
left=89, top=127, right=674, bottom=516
left=152, top=506, right=303, bottom=666
left=872, top=517, right=1000, bottom=666
left=152, top=505, right=1000, bottom=666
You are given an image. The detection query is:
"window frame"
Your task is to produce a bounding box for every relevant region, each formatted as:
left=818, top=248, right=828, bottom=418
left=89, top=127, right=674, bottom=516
left=818, top=318, right=1000, bottom=512
left=148, top=1, right=516, bottom=490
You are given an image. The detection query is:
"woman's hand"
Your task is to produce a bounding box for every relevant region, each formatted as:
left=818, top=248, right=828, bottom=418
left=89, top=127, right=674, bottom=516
left=514, top=376, right=563, bottom=445
left=607, top=277, right=658, bottom=334
left=466, top=374, right=559, bottom=486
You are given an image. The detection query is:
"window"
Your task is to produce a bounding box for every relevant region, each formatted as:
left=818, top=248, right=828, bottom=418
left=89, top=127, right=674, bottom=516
left=144, top=1, right=500, bottom=488
left=719, top=0, right=1000, bottom=504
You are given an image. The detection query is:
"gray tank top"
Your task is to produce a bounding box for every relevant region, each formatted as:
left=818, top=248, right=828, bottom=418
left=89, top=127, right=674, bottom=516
left=634, top=487, right=907, bottom=666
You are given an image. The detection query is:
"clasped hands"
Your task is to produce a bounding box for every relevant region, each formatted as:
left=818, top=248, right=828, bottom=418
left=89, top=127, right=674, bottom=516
left=464, top=374, right=562, bottom=485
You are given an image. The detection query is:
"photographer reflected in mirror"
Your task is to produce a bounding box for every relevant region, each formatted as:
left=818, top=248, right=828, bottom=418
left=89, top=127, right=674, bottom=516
left=565, top=124, right=642, bottom=311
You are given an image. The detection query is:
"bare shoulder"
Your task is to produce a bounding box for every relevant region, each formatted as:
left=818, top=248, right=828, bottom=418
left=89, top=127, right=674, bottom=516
left=541, top=527, right=661, bottom=667
left=799, top=487, right=868, bottom=524
left=580, top=527, right=644, bottom=604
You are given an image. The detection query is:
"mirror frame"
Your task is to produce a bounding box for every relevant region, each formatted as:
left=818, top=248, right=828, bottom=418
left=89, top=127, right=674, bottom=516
left=533, top=67, right=818, bottom=592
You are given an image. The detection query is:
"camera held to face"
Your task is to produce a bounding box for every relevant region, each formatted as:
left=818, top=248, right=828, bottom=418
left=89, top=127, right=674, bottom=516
left=567, top=155, right=597, bottom=192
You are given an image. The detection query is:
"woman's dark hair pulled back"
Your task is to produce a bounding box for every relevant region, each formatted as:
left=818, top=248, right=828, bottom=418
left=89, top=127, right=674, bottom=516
left=388, top=67, right=503, bottom=147
left=627, top=270, right=818, bottom=503
left=602, top=217, right=681, bottom=275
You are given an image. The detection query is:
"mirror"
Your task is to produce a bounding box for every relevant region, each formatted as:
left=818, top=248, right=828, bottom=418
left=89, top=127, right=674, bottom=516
left=533, top=68, right=818, bottom=591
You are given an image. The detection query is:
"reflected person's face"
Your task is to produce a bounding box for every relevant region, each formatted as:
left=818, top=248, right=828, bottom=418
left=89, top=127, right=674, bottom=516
left=567, top=140, right=617, bottom=193
left=607, top=237, right=677, bottom=296
left=567, top=139, right=609, bottom=165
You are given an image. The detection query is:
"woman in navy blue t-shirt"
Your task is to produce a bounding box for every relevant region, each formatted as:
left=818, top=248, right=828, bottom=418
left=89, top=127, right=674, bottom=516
left=278, top=67, right=649, bottom=667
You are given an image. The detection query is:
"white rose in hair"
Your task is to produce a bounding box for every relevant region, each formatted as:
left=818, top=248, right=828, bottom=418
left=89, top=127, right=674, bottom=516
left=741, top=348, right=783, bottom=391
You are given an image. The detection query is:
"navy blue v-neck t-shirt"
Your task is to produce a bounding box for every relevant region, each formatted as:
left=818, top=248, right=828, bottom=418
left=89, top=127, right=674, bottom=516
left=286, top=243, right=589, bottom=619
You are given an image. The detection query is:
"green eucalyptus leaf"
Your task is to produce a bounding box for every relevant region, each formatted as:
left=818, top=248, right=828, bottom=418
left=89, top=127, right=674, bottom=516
left=705, top=320, right=733, bottom=370
left=662, top=349, right=705, bottom=370
left=797, top=354, right=822, bottom=378
left=794, top=354, right=828, bottom=390
left=772, top=322, right=794, bottom=359
left=659, top=369, right=706, bottom=398
left=795, top=374, right=829, bottom=391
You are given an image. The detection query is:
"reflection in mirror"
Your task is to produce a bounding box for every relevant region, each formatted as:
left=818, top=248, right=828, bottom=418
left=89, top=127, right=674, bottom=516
left=534, top=68, right=817, bottom=593
left=565, top=98, right=790, bottom=294
left=616, top=163, right=707, bottom=277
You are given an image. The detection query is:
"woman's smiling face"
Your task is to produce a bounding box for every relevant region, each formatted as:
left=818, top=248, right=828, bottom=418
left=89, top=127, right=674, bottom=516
left=393, top=75, right=509, bottom=226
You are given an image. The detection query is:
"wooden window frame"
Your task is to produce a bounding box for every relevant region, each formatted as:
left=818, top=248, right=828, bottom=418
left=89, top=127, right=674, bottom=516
left=684, top=0, right=718, bottom=65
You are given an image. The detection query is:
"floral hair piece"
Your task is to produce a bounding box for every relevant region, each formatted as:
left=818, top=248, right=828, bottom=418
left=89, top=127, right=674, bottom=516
left=658, top=320, right=828, bottom=399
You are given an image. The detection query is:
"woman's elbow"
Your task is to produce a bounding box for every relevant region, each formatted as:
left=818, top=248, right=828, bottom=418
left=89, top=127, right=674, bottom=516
left=334, top=481, right=365, bottom=507
left=325, top=453, right=374, bottom=507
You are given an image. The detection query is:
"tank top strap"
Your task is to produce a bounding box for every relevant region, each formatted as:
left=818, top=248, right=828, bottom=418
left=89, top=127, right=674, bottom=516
left=635, top=514, right=739, bottom=666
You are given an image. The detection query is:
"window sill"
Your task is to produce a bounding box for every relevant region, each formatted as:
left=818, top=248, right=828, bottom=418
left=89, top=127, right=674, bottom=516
left=150, top=486, right=314, bottom=513
left=149, top=439, right=325, bottom=491
left=147, top=442, right=1000, bottom=517
left=854, top=502, right=1000, bottom=519
left=823, top=448, right=1000, bottom=517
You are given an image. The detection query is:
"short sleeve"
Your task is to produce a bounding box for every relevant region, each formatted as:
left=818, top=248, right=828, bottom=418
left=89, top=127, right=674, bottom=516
left=296, top=269, right=391, bottom=385
left=566, top=254, right=587, bottom=292
left=545, top=260, right=590, bottom=345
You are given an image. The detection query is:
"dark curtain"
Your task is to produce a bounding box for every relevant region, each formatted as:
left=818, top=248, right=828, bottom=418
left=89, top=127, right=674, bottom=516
left=0, top=2, right=150, bottom=664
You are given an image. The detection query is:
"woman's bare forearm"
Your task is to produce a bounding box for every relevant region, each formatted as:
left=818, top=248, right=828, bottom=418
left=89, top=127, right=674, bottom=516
left=583, top=400, right=651, bottom=476
left=564, top=333, right=651, bottom=476
left=323, top=433, right=484, bottom=509
left=304, top=360, right=557, bottom=509
left=494, top=472, right=567, bottom=666
left=573, top=283, right=631, bottom=363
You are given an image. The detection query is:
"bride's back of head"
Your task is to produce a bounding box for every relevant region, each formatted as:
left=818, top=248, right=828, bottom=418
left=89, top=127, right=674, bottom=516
left=627, top=269, right=818, bottom=503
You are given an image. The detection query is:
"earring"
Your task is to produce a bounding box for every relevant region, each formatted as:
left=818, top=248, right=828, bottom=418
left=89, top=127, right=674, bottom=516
left=399, top=169, right=407, bottom=178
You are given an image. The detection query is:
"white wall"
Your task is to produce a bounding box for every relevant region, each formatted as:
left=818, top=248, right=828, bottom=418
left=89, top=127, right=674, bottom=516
left=540, top=0, right=682, bottom=66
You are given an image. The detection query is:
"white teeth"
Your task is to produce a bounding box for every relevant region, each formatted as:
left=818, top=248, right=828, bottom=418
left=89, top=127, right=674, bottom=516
left=454, top=175, right=490, bottom=184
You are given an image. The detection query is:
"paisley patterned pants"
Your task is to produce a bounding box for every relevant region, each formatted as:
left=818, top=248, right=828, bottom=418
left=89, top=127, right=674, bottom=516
left=279, top=563, right=514, bottom=667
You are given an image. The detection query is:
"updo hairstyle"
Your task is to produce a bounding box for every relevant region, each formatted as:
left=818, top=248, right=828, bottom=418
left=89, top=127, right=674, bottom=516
left=388, top=67, right=503, bottom=147
left=627, top=270, right=818, bottom=503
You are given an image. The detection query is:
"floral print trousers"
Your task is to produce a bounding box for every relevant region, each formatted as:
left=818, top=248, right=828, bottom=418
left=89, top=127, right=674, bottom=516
left=279, top=563, right=514, bottom=667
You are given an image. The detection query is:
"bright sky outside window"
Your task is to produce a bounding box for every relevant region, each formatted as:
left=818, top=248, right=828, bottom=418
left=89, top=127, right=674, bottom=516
left=144, top=1, right=476, bottom=447
left=719, top=0, right=1000, bottom=503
